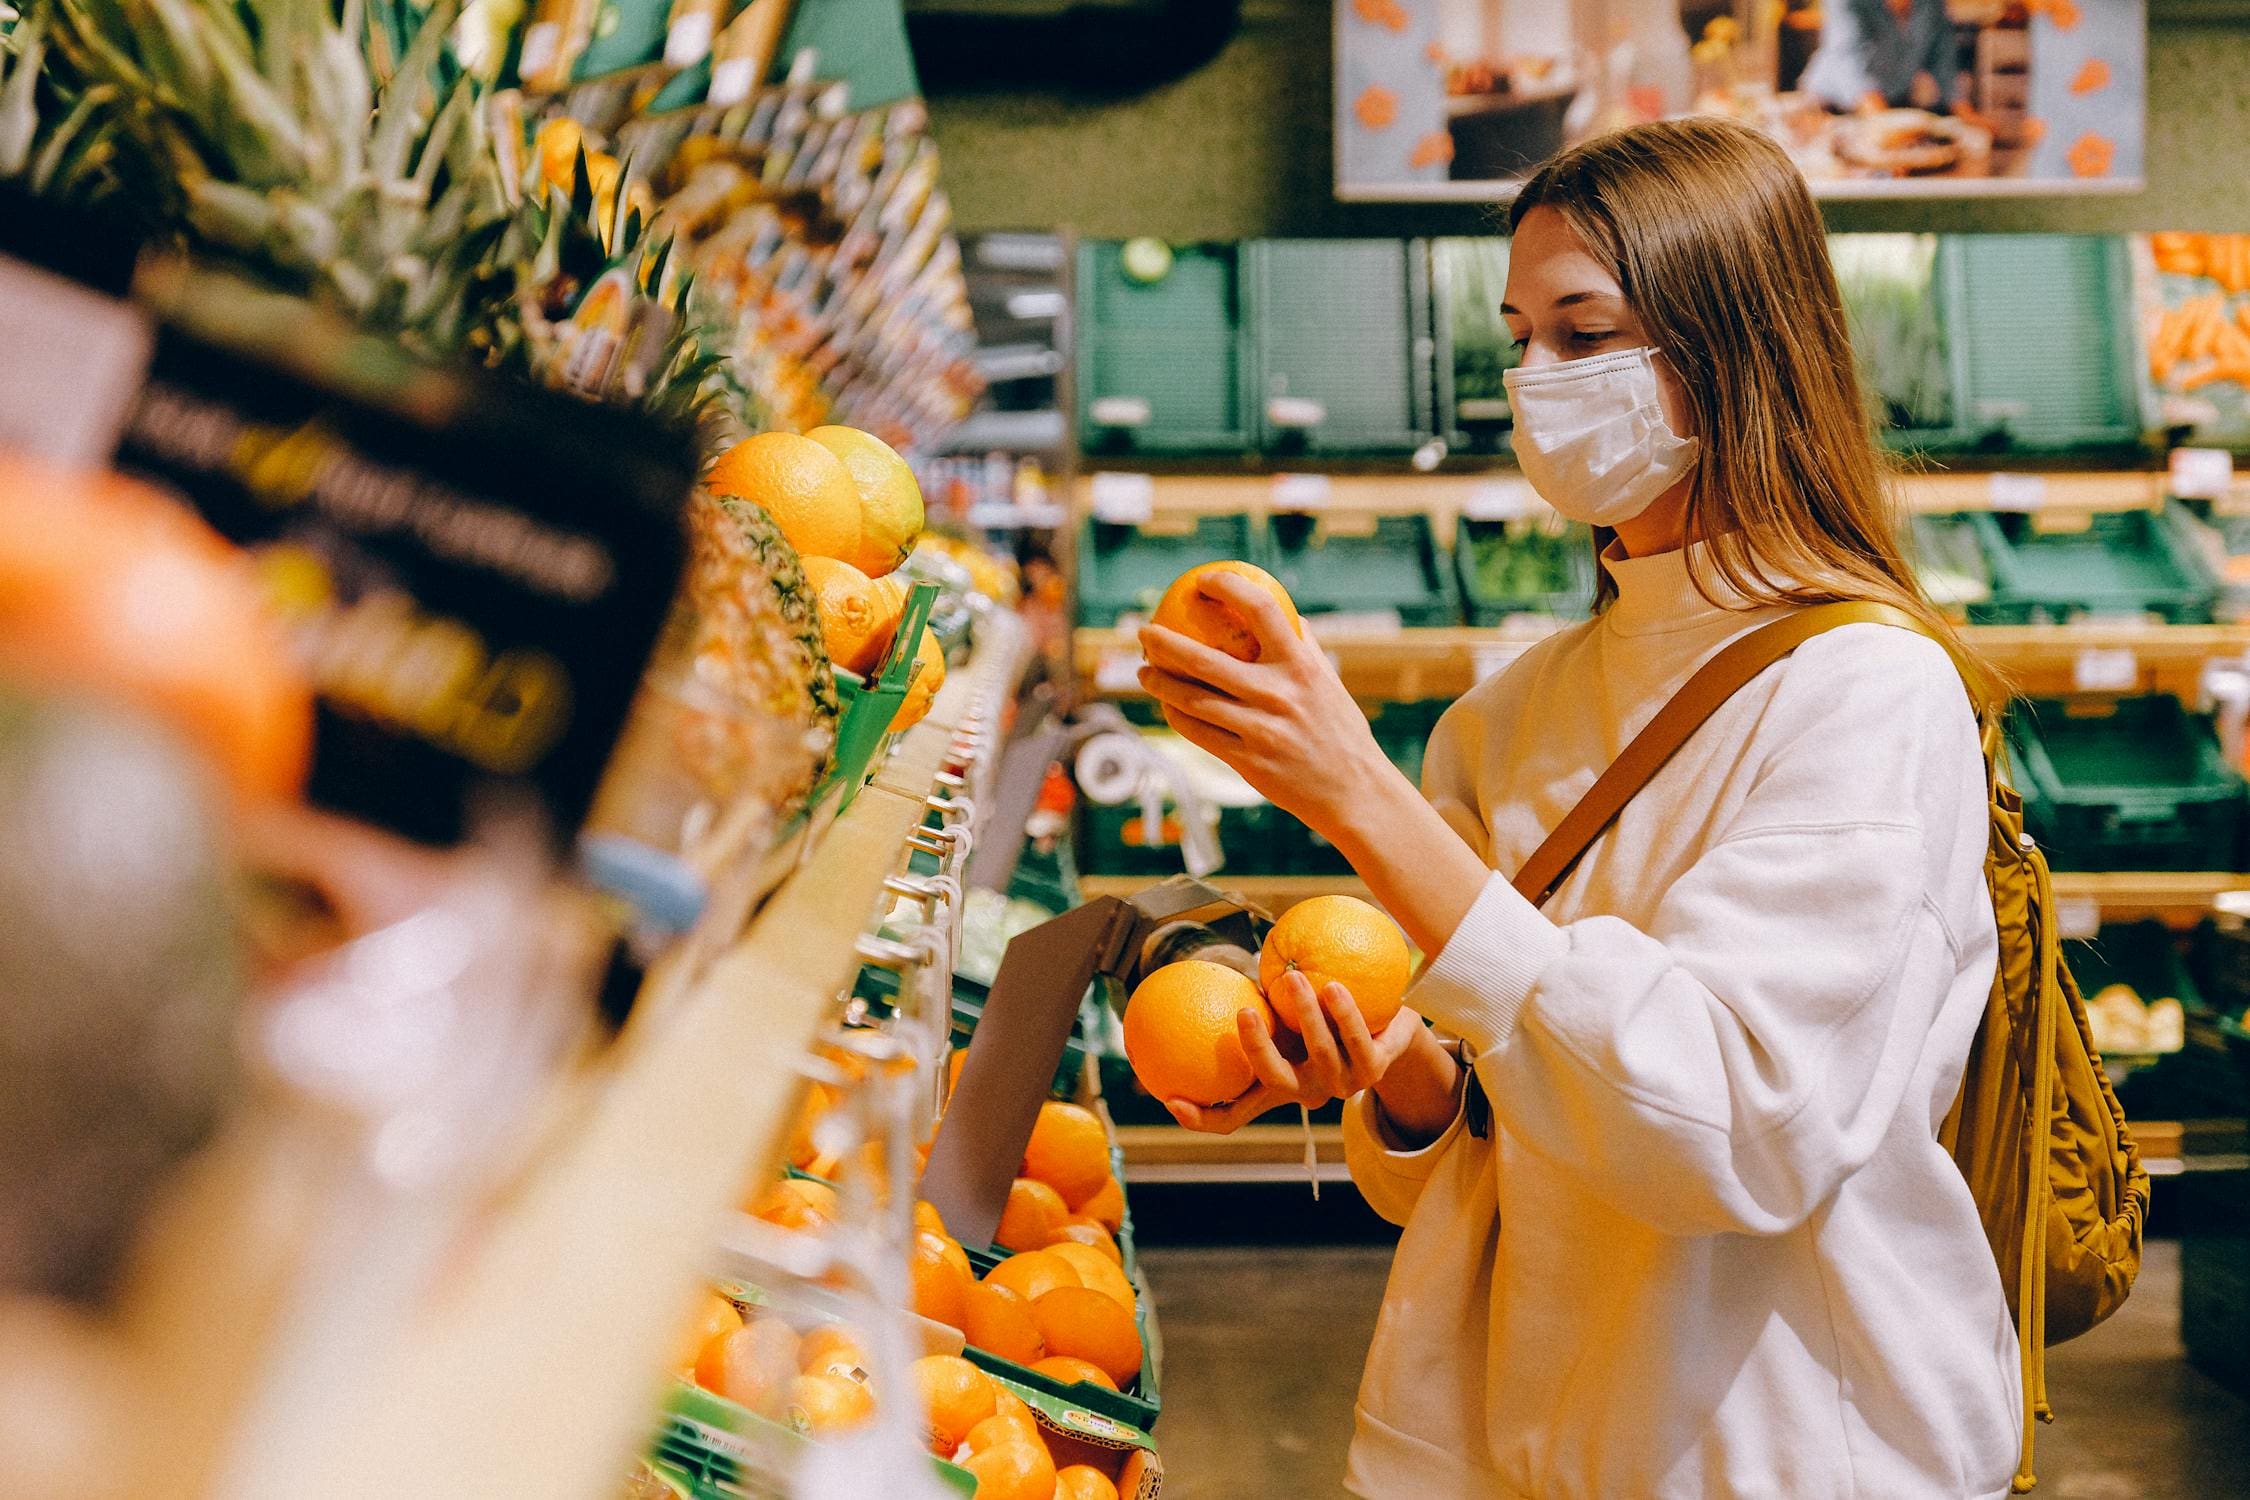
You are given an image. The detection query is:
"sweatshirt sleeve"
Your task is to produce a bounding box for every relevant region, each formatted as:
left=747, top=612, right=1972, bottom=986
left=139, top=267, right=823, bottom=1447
left=1341, top=1086, right=1471, bottom=1228
left=1407, top=628, right=1987, bottom=1238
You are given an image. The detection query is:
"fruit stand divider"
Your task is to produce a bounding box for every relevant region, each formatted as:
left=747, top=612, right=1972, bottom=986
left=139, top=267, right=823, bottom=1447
left=226, top=623, right=1024, bottom=1500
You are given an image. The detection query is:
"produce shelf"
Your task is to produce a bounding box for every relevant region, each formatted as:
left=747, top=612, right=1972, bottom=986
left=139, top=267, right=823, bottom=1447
left=1077, top=622, right=2250, bottom=703
left=1116, top=1123, right=1352, bottom=1183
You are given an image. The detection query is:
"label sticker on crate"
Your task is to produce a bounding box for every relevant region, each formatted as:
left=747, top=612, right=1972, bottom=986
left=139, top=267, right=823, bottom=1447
left=2073, top=648, right=2140, bottom=692
left=1088, top=472, right=1155, bottom=525
left=2172, top=447, right=2235, bottom=502
left=1271, top=472, right=1333, bottom=510
left=1463, top=477, right=1539, bottom=521
left=1987, top=473, right=2048, bottom=512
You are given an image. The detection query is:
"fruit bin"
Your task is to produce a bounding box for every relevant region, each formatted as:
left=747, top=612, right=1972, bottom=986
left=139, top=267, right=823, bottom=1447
left=653, top=1380, right=980, bottom=1499
left=1263, top=512, right=1460, bottom=626
left=814, top=582, right=942, bottom=812
left=1244, top=237, right=1434, bottom=456
left=1078, top=513, right=1258, bottom=628
left=1454, top=515, right=1596, bottom=626
left=1077, top=239, right=1254, bottom=457
left=2009, top=696, right=2247, bottom=871
left=1966, top=504, right=2220, bottom=624
left=960, top=1242, right=1163, bottom=1434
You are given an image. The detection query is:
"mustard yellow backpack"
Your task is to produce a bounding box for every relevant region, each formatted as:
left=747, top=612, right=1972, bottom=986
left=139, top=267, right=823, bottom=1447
left=1510, top=600, right=2150, bottom=1493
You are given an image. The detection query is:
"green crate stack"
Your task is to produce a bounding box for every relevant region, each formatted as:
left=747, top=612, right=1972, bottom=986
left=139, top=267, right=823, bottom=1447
left=1431, top=237, right=1518, bottom=454
left=1077, top=513, right=1257, bottom=627
left=1246, top=238, right=1434, bottom=455
left=1938, top=234, right=2148, bottom=455
left=1077, top=241, right=1252, bottom=456
left=2010, top=696, right=2247, bottom=872
left=1966, top=503, right=2220, bottom=624
left=1455, top=516, right=1595, bottom=625
left=1264, top=513, right=1460, bottom=626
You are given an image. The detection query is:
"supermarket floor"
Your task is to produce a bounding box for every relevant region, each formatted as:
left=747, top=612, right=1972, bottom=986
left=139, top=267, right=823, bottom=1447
left=1137, top=1235, right=2250, bottom=1500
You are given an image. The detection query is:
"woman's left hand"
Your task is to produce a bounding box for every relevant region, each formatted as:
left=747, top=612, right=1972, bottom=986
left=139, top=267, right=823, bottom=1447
left=1166, top=971, right=1426, bottom=1134
left=1136, top=571, right=1396, bottom=837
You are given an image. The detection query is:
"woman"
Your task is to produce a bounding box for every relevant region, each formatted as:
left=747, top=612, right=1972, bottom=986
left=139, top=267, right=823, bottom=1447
left=1137, top=118, right=2020, bottom=1499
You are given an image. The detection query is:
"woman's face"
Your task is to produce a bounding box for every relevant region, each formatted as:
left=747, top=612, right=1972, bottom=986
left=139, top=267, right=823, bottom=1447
left=1501, top=205, right=1696, bottom=439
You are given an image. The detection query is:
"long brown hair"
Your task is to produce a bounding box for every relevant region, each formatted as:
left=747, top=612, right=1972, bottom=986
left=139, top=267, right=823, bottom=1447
left=1509, top=117, right=1994, bottom=704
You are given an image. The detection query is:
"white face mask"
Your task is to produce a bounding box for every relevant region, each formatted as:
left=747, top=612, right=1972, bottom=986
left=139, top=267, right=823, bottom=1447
left=1503, top=346, right=1700, bottom=527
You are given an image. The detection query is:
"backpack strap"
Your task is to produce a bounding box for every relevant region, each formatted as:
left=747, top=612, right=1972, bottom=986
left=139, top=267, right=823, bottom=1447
left=1512, top=600, right=1929, bottom=906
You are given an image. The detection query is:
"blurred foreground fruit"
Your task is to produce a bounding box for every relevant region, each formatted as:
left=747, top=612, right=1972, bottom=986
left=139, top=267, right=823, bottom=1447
left=802, top=557, right=891, bottom=677
left=1258, top=894, right=1414, bottom=1033
left=694, top=1318, right=800, bottom=1413
left=786, top=1371, right=874, bottom=1433
left=675, top=1293, right=743, bottom=1373
left=1122, top=960, right=1273, bottom=1106
left=889, top=630, right=946, bottom=732
left=912, top=1354, right=997, bottom=1455
left=705, top=432, right=862, bottom=563
left=808, top=425, right=925, bottom=579
left=797, top=1324, right=872, bottom=1379
left=1149, top=561, right=1299, bottom=664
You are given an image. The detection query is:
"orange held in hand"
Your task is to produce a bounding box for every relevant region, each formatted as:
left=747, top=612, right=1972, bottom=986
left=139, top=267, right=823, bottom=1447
left=1030, top=1287, right=1143, bottom=1386
left=1123, top=960, right=1275, bottom=1106
left=1023, top=1101, right=1114, bottom=1204
left=1258, top=894, right=1414, bottom=1033
left=1149, top=561, right=1301, bottom=663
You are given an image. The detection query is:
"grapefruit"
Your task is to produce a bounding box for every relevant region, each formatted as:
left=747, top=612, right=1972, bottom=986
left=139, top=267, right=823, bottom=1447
left=1122, top=960, right=1273, bottom=1106
left=808, top=425, right=925, bottom=579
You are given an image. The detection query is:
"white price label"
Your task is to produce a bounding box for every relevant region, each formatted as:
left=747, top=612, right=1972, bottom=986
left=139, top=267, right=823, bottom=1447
left=0, top=257, right=153, bottom=467
left=2073, top=648, right=2139, bottom=692
left=1987, top=473, right=2048, bottom=511
left=1271, top=472, right=1333, bottom=510
left=1088, top=471, right=1155, bottom=525
left=664, top=10, right=716, bottom=66
left=2056, top=897, right=2102, bottom=941
left=1462, top=477, right=1538, bottom=521
left=1094, top=648, right=1145, bottom=694
left=2171, top=446, right=2235, bottom=501
left=710, top=55, right=757, bottom=105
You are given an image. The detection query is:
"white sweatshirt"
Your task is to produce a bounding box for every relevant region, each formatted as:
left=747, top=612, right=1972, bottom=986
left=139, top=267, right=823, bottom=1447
left=1341, top=541, right=2020, bottom=1500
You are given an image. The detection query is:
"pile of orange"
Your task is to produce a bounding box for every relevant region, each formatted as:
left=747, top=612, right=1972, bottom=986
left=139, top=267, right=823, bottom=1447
left=912, top=1355, right=1125, bottom=1500
left=1123, top=895, right=1412, bottom=1104
left=703, top=426, right=943, bottom=728
left=677, top=1293, right=878, bottom=1435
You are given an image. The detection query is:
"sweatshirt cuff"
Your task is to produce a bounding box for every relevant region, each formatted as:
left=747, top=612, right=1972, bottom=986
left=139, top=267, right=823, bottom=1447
left=1406, top=870, right=1568, bottom=1056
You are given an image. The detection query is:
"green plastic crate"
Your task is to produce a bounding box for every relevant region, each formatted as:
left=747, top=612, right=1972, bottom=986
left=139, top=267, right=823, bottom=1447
left=2010, top=696, right=2246, bottom=872
left=960, top=1244, right=1162, bottom=1431
left=1938, top=234, right=2147, bottom=454
left=1431, top=237, right=1518, bottom=454
left=1246, top=239, right=1434, bottom=456
left=1264, top=513, right=1459, bottom=626
left=1077, top=241, right=1252, bottom=455
left=654, top=1381, right=978, bottom=1498
left=1832, top=233, right=1957, bottom=449
left=1077, top=513, right=1256, bottom=628
left=1969, top=504, right=2219, bottom=624
left=1454, top=516, right=1595, bottom=625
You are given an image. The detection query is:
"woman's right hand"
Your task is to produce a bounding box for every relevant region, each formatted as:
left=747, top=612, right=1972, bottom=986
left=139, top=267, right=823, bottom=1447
left=1165, top=971, right=1426, bottom=1134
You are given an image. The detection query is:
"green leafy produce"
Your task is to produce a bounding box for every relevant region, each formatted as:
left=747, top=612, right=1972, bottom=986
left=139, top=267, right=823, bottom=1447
left=1467, top=517, right=1592, bottom=616
left=1832, top=233, right=1953, bottom=433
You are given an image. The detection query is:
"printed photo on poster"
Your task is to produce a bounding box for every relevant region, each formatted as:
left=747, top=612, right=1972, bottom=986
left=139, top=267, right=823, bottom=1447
left=1336, top=1, right=2145, bottom=200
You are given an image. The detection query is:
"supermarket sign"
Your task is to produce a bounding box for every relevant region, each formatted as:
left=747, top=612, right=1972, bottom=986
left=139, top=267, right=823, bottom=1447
left=0, top=197, right=695, bottom=846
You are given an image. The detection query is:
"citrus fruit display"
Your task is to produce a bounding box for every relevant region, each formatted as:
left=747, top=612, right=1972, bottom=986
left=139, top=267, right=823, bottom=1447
left=801, top=557, right=893, bottom=678
left=985, top=1250, right=1082, bottom=1304
left=1029, top=1355, right=1118, bottom=1392
left=808, top=425, right=926, bottom=579
left=747, top=1177, right=839, bottom=1230
left=694, top=1319, right=801, bottom=1414
left=1044, top=1244, right=1136, bottom=1313
left=705, top=431, right=864, bottom=564
left=889, top=628, right=947, bottom=732
left=1022, top=1101, right=1113, bottom=1205
left=911, top=1354, right=998, bottom=1455
left=962, top=1282, right=1047, bottom=1365
left=1070, top=1176, right=1127, bottom=1235
left=961, top=1434, right=1059, bottom=1500
left=795, top=1324, right=873, bottom=1381
left=1148, top=560, right=1301, bottom=663
left=1051, top=1220, right=1123, bottom=1263
left=1057, top=1465, right=1121, bottom=1500
left=1258, top=893, right=1415, bottom=1033
left=674, top=1292, right=745, bottom=1374
left=1122, top=959, right=1274, bottom=1106
left=1029, top=1289, right=1142, bottom=1386
left=996, top=1177, right=1071, bottom=1253
left=910, top=1230, right=973, bottom=1327
left=963, top=1409, right=1042, bottom=1456
left=785, top=1371, right=875, bottom=1433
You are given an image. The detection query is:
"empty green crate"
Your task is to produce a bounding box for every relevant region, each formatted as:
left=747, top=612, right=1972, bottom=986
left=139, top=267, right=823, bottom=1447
left=1938, top=234, right=2147, bottom=454
left=1264, top=512, right=1460, bottom=625
left=2010, top=696, right=2246, bottom=871
left=1077, top=241, right=1252, bottom=455
left=1077, top=513, right=1256, bottom=627
left=1455, top=516, right=1595, bottom=625
left=1431, top=237, right=1518, bottom=454
left=1970, top=504, right=2219, bottom=624
left=1246, top=239, right=1434, bottom=456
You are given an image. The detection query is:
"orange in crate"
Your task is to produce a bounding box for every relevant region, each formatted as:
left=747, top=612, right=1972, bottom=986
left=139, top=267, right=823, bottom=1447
left=1031, top=1289, right=1141, bottom=1386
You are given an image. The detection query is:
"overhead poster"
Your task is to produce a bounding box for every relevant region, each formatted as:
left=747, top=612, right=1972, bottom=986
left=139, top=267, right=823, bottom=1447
left=1335, top=0, right=2144, bottom=201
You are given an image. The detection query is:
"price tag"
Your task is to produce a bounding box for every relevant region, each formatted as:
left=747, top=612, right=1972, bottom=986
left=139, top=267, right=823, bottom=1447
left=1271, top=472, right=1333, bottom=511
left=1089, top=471, right=1154, bottom=525
left=664, top=9, right=716, bottom=66
left=1463, top=477, right=1538, bottom=521
left=2056, top=897, right=2102, bottom=941
left=1094, top=648, right=1145, bottom=694
left=2073, top=648, right=2139, bottom=692
left=1987, top=473, right=2048, bottom=512
left=2171, top=446, right=2235, bottom=501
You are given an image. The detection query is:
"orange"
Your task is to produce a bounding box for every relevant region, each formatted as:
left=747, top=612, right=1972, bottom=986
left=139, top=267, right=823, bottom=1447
left=911, top=1354, right=998, bottom=1455
left=984, top=1250, right=1083, bottom=1304
left=990, top=1385, right=1037, bottom=1430
left=1259, top=894, right=1414, bottom=1034
left=1148, top=560, right=1300, bottom=663
left=947, top=1047, right=968, bottom=1095
left=797, top=1324, right=872, bottom=1379
left=1069, top=1177, right=1125, bottom=1235
left=785, top=1083, right=837, bottom=1170
left=1056, top=1466, right=1119, bottom=1500
left=961, top=1280, right=1046, bottom=1365
left=1044, top=1244, right=1135, bottom=1313
left=1121, top=960, right=1274, bottom=1106
left=808, top=425, right=925, bottom=579
left=996, top=1177, right=1071, bottom=1253
left=801, top=556, right=892, bottom=677
left=1053, top=1220, right=1122, bottom=1264
left=748, top=1177, right=838, bottom=1231
left=913, top=1200, right=949, bottom=1237
left=1022, top=1102, right=1113, bottom=1205
left=675, top=1292, right=744, bottom=1373
left=911, top=1230, right=972, bottom=1328
left=964, top=1409, right=1042, bottom=1456
left=888, top=629, right=946, bottom=732
left=1030, top=1355, right=1118, bottom=1392
left=705, top=432, right=863, bottom=563
left=961, top=1437, right=1058, bottom=1500
left=695, top=1318, right=801, bottom=1414
left=1030, top=1288, right=1141, bottom=1385
left=785, top=1371, right=875, bottom=1433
